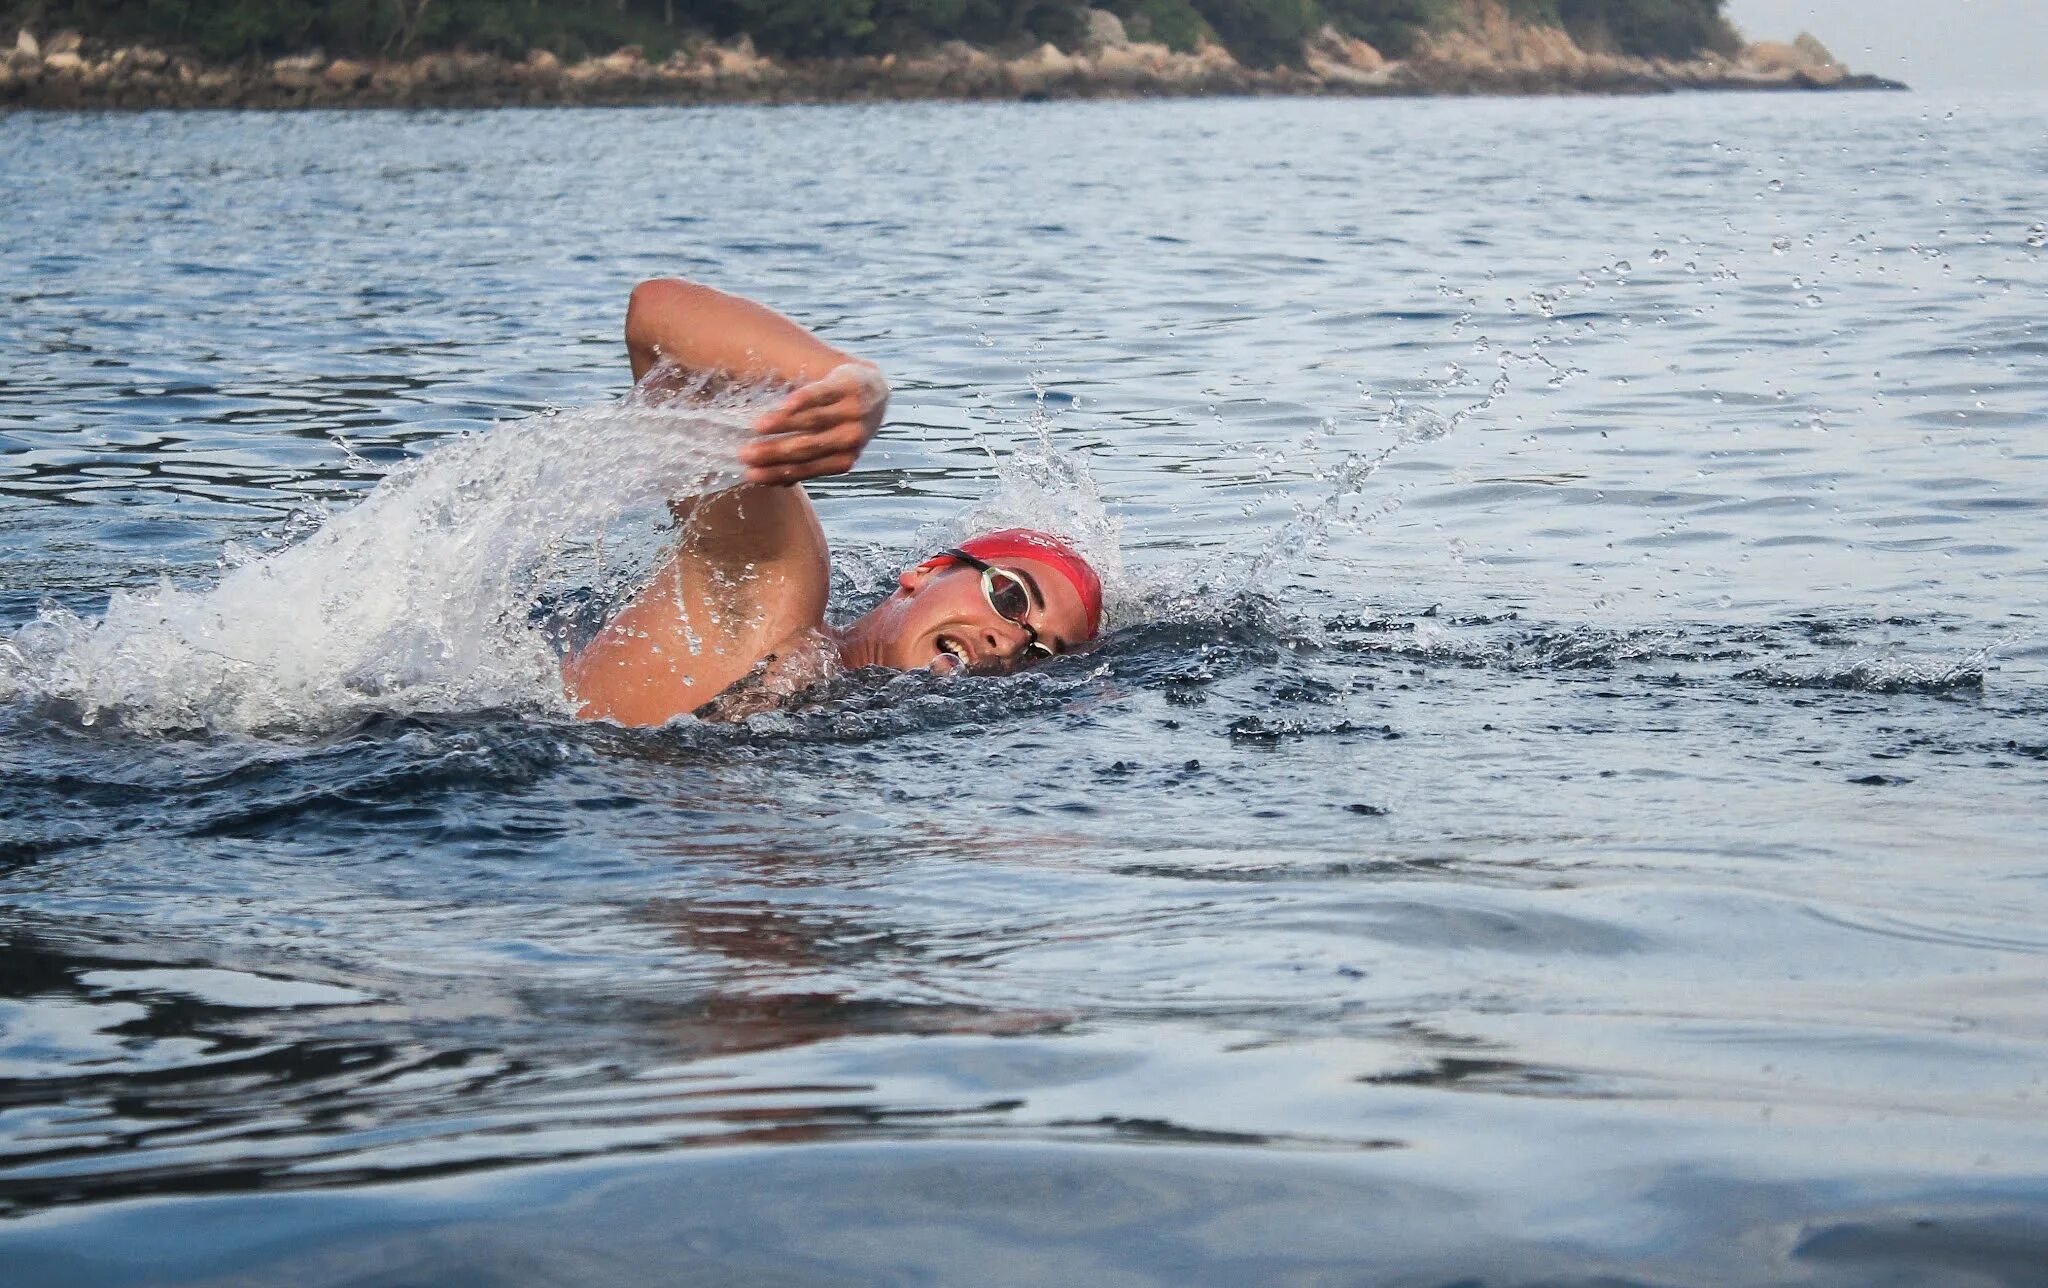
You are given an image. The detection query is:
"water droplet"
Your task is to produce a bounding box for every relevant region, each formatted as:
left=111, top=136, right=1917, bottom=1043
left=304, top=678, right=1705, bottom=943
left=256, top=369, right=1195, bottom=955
left=1614, top=260, right=1632, bottom=274
left=1805, top=294, right=1824, bottom=308
left=1650, top=248, right=1668, bottom=263
left=1766, top=178, right=1785, bottom=193
left=2026, top=223, right=2048, bottom=249
left=1772, top=236, right=1792, bottom=254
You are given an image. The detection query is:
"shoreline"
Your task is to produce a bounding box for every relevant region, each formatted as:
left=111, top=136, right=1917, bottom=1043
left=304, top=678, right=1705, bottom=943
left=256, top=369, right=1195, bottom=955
left=2, top=27, right=1904, bottom=112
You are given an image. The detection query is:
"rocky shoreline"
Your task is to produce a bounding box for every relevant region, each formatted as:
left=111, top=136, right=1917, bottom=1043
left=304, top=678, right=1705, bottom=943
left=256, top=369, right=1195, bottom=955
left=2, top=15, right=1902, bottom=111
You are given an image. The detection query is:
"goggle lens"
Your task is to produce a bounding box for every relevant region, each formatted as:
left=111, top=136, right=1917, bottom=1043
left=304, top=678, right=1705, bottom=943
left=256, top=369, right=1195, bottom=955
left=984, top=569, right=1032, bottom=623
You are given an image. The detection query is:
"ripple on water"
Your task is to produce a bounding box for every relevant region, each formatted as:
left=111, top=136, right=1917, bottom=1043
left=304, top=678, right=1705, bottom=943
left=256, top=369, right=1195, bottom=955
left=3, top=93, right=2048, bottom=1280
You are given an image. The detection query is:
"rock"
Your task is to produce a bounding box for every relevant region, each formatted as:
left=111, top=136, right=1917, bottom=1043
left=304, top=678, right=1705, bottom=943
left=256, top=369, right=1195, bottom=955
left=413, top=53, right=460, bottom=85
left=1787, top=33, right=1845, bottom=86
left=1724, top=65, right=1798, bottom=88
left=42, top=49, right=83, bottom=74
left=114, top=45, right=170, bottom=72
left=1305, top=23, right=1388, bottom=83
left=1029, top=42, right=1076, bottom=75
left=1006, top=41, right=1079, bottom=94
left=1088, top=44, right=1151, bottom=89
left=924, top=39, right=999, bottom=89
left=519, top=48, right=562, bottom=87
left=46, top=29, right=81, bottom=56
left=1420, top=3, right=1598, bottom=82
left=450, top=51, right=506, bottom=83
left=1082, top=8, right=1128, bottom=51
left=1307, top=51, right=1396, bottom=89
left=271, top=52, right=325, bottom=90
left=1742, top=41, right=1805, bottom=75
left=1192, top=39, right=1239, bottom=75
left=1306, top=23, right=1384, bottom=72
left=601, top=45, right=644, bottom=72
left=1793, top=32, right=1841, bottom=71
left=709, top=37, right=768, bottom=78
left=15, top=29, right=37, bottom=58
left=323, top=57, right=371, bottom=88
left=1347, top=38, right=1384, bottom=72
left=1517, top=24, right=1580, bottom=73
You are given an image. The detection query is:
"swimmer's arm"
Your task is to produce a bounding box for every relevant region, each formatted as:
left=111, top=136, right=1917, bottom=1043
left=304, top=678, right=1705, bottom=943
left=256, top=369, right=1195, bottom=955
left=562, top=485, right=828, bottom=724
left=626, top=278, right=888, bottom=487
left=626, top=278, right=852, bottom=385
left=674, top=482, right=826, bottom=567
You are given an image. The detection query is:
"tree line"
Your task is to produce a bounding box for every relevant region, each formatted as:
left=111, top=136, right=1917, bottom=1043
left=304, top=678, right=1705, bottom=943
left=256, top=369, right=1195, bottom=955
left=3, top=0, right=1739, bottom=68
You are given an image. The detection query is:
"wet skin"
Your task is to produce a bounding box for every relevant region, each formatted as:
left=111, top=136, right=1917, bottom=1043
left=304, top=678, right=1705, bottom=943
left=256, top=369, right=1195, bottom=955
left=561, top=278, right=1087, bottom=727
left=847, top=553, right=1093, bottom=676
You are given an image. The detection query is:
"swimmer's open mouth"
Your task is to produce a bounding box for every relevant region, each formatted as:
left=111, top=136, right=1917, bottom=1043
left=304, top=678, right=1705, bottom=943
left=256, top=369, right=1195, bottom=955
left=934, top=634, right=971, bottom=668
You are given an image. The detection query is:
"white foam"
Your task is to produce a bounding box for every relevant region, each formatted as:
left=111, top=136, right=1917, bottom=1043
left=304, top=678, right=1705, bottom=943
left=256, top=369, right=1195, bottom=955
left=0, top=391, right=762, bottom=735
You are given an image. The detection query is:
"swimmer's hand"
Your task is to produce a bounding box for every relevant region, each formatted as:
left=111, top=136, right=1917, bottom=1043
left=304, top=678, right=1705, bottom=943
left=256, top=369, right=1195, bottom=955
left=741, top=362, right=889, bottom=486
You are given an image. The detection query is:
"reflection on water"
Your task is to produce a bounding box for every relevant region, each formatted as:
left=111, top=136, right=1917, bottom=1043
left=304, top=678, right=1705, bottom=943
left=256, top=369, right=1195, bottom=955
left=4, top=92, right=2048, bottom=1283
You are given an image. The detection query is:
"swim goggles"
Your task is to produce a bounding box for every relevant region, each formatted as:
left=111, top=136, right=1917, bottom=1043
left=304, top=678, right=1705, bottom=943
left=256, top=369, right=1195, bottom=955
left=940, top=548, right=1057, bottom=663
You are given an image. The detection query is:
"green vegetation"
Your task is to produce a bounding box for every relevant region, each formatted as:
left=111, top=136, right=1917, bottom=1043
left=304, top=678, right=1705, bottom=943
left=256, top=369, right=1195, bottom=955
left=1510, top=0, right=1740, bottom=60
left=2, top=0, right=1738, bottom=67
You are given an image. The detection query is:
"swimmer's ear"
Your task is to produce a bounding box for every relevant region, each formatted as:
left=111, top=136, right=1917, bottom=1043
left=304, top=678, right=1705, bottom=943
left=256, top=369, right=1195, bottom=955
left=898, top=557, right=949, bottom=592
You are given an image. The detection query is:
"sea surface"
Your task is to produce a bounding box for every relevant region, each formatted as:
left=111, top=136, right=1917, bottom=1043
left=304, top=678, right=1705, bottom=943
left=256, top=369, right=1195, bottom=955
left=2, top=91, right=2046, bottom=1286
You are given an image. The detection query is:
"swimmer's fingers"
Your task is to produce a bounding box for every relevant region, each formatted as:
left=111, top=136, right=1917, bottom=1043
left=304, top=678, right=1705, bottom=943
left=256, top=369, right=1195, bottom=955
left=741, top=362, right=887, bottom=485
left=744, top=450, right=861, bottom=487
left=749, top=385, right=837, bottom=435
left=743, top=419, right=867, bottom=465
left=751, top=397, right=861, bottom=441
left=751, top=362, right=888, bottom=438
left=740, top=422, right=868, bottom=484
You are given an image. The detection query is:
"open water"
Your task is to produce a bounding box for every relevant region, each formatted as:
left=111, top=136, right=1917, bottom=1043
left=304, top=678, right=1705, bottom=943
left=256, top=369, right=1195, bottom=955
left=2, top=91, right=2046, bottom=1285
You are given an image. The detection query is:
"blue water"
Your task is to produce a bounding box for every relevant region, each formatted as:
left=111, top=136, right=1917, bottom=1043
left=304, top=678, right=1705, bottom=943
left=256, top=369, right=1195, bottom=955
left=3, top=92, right=2047, bottom=1285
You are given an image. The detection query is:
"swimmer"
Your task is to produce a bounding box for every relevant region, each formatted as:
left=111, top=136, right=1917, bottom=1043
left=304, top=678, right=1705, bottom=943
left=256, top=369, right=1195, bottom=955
left=563, top=278, right=1103, bottom=726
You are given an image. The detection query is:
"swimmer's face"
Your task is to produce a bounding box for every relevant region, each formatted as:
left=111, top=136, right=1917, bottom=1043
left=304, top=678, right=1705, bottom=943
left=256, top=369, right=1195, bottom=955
left=861, top=553, right=1092, bottom=674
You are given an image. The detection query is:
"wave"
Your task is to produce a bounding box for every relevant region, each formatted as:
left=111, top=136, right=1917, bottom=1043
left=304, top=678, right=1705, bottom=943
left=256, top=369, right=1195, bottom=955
left=1738, top=649, right=1995, bottom=696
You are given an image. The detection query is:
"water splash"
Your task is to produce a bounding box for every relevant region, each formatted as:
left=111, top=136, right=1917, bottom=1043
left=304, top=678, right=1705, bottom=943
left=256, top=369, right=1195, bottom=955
left=1739, top=643, right=2001, bottom=696
left=0, top=383, right=767, bottom=735
left=913, top=391, right=1129, bottom=625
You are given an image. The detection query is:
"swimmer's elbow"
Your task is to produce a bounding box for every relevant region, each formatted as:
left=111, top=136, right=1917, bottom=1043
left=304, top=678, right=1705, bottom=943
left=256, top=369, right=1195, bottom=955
left=628, top=277, right=707, bottom=327
left=627, top=278, right=707, bottom=372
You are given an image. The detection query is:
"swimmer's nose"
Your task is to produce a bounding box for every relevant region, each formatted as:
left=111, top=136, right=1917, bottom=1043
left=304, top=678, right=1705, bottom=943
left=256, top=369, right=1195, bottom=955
left=985, top=618, right=1031, bottom=660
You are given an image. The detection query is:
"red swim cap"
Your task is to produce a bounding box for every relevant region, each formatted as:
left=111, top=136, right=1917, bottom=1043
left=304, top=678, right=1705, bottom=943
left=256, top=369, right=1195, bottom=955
left=952, top=528, right=1103, bottom=641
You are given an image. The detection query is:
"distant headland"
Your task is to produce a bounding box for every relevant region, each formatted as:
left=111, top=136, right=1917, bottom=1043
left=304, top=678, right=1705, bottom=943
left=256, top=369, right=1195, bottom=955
left=0, top=0, right=1905, bottom=109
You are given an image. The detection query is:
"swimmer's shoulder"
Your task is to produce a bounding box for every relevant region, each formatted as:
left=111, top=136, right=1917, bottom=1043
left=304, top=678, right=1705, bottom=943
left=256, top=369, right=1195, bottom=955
left=695, top=628, right=840, bottom=722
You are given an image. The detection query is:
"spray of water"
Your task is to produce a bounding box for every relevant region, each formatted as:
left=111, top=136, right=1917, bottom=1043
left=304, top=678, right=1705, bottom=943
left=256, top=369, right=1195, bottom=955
left=0, top=383, right=768, bottom=735
left=913, top=394, right=1129, bottom=623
